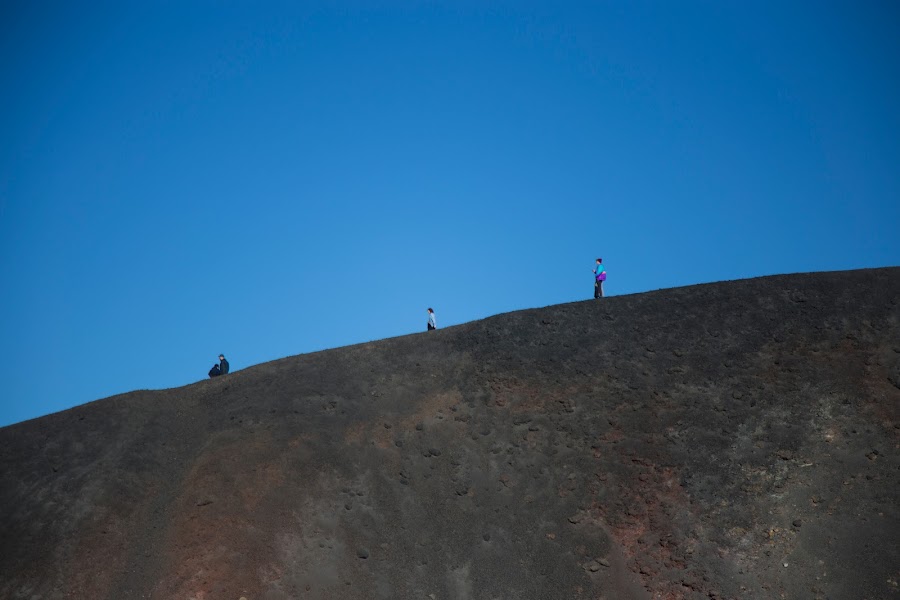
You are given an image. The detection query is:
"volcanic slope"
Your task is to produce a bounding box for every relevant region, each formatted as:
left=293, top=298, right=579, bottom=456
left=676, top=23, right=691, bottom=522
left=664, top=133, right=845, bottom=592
left=2, top=268, right=899, bottom=600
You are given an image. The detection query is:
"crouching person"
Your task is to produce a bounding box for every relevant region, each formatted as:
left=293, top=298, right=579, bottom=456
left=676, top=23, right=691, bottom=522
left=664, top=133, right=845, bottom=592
left=209, top=354, right=229, bottom=378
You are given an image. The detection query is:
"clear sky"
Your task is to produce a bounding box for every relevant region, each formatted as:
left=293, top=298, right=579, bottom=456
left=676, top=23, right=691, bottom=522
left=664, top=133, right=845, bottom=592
left=1, top=1, right=898, bottom=427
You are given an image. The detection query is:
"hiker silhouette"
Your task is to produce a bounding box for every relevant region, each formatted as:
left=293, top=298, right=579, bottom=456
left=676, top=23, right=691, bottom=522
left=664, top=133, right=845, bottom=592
left=209, top=354, right=229, bottom=378
left=593, top=258, right=606, bottom=298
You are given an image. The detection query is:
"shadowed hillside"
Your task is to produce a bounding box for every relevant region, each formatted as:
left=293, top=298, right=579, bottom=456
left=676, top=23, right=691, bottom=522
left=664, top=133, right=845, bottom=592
left=2, top=268, right=898, bottom=600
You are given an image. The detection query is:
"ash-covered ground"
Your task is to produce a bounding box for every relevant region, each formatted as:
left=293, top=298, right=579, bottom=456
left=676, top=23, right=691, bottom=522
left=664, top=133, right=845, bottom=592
left=2, top=268, right=898, bottom=600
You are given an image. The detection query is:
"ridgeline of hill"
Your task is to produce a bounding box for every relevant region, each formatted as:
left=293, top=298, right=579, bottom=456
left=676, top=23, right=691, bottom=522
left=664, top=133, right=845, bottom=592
left=1, top=268, right=898, bottom=600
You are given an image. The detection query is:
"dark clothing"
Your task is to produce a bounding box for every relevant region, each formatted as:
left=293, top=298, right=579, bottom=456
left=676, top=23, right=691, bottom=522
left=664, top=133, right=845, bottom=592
left=427, top=323, right=436, bottom=331
left=219, top=358, right=230, bottom=374
left=594, top=279, right=603, bottom=299
left=209, top=364, right=221, bottom=378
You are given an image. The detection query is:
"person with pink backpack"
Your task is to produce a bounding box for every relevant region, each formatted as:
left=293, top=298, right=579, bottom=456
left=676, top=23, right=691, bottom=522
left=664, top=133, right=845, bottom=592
left=593, top=258, right=607, bottom=298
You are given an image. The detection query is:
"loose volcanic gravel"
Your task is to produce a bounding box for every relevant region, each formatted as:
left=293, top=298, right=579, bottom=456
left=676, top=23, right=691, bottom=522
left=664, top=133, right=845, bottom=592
left=1, top=268, right=898, bottom=600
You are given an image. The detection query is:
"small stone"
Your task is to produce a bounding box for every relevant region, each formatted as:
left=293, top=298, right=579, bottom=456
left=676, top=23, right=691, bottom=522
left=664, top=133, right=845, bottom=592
left=598, top=558, right=610, bottom=567
left=588, top=561, right=601, bottom=572
left=415, top=423, right=424, bottom=431
left=428, top=448, right=441, bottom=457
left=357, top=548, right=369, bottom=559
left=792, top=519, right=802, bottom=528
left=482, top=532, right=490, bottom=541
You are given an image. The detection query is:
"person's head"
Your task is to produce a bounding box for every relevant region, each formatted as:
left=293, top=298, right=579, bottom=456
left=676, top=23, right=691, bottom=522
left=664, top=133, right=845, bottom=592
left=427, top=308, right=434, bottom=313
left=596, top=258, right=602, bottom=264
left=219, top=354, right=225, bottom=360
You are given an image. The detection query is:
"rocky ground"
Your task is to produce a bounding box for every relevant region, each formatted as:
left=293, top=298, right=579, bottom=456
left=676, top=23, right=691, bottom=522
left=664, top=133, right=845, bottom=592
left=1, top=268, right=898, bottom=600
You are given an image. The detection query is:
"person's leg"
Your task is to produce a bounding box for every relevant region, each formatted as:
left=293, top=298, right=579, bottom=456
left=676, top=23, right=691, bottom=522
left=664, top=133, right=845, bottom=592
left=594, top=280, right=600, bottom=299
left=600, top=281, right=604, bottom=297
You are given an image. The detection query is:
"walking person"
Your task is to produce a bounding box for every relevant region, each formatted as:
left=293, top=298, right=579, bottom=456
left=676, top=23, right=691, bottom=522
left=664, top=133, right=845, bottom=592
left=593, top=258, right=607, bottom=299
left=427, top=308, right=437, bottom=331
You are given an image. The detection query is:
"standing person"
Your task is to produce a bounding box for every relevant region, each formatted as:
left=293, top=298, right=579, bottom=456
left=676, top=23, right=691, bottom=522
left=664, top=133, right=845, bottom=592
left=593, top=258, right=607, bottom=299
left=218, top=354, right=230, bottom=374
left=427, top=308, right=437, bottom=331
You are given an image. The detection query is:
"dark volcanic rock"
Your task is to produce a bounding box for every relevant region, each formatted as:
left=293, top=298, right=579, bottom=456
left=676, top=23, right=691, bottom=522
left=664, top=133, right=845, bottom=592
left=1, top=268, right=899, bottom=600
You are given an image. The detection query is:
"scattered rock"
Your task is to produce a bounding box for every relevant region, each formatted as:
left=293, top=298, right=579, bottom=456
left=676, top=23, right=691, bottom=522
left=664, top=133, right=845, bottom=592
left=357, top=548, right=369, bottom=559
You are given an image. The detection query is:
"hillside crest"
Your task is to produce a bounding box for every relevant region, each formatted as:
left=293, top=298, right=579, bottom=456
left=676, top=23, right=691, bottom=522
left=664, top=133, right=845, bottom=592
left=1, top=267, right=898, bottom=600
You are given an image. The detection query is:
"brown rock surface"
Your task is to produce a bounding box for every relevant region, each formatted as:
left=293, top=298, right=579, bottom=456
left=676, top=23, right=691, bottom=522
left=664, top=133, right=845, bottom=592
left=1, top=268, right=898, bottom=599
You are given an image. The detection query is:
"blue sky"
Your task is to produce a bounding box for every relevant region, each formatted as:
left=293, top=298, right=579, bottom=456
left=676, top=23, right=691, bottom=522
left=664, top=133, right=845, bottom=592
left=1, top=1, right=898, bottom=427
